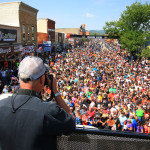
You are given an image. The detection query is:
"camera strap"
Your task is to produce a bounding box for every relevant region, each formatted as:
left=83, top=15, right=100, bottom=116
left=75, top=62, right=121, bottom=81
left=11, top=94, right=32, bottom=113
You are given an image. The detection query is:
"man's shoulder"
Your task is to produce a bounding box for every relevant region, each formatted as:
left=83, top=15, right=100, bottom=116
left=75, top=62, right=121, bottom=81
left=41, top=101, right=64, bottom=116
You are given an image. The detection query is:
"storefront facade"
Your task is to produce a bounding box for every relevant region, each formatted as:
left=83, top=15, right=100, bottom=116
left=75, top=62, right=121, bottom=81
left=0, top=1, right=38, bottom=56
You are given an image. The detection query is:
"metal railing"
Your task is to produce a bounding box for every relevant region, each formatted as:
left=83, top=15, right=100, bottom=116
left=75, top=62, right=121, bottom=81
left=58, top=126, right=150, bottom=150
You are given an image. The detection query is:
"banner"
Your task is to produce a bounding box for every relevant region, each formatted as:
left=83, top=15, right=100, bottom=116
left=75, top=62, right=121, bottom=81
left=43, top=47, right=51, bottom=52
left=24, top=46, right=35, bottom=53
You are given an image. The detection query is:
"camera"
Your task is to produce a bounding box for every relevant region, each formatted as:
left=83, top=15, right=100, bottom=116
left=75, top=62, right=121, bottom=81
left=44, top=73, right=53, bottom=86
left=44, top=73, right=55, bottom=100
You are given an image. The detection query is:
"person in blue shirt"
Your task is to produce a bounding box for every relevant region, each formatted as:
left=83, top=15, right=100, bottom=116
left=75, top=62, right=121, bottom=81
left=132, top=116, right=139, bottom=132
left=75, top=110, right=82, bottom=125
left=87, top=117, right=93, bottom=126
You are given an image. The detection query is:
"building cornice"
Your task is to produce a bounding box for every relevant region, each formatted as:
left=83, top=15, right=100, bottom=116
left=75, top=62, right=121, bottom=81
left=18, top=1, right=38, bottom=16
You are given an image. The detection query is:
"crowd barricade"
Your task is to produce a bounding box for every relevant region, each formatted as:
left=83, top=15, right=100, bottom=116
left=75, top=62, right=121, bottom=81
left=57, top=125, right=150, bottom=150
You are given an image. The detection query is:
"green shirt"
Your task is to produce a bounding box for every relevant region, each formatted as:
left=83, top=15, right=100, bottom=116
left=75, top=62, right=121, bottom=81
left=136, top=109, right=144, bottom=117
left=109, top=88, right=116, bottom=93
left=85, top=91, right=92, bottom=96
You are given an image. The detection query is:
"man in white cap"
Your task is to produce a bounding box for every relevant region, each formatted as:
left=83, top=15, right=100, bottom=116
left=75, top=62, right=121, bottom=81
left=0, top=56, right=75, bottom=150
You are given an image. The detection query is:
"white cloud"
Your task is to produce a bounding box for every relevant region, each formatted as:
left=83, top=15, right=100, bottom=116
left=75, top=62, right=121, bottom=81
left=86, top=13, right=95, bottom=18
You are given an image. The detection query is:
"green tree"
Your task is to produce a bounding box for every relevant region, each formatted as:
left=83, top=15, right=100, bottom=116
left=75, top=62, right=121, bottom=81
left=141, top=48, right=150, bottom=58
left=103, top=21, right=119, bottom=37
left=103, top=1, right=150, bottom=55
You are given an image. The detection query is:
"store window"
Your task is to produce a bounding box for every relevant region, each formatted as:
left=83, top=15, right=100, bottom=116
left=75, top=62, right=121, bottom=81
left=32, top=26, right=34, bottom=40
left=22, top=24, right=26, bottom=41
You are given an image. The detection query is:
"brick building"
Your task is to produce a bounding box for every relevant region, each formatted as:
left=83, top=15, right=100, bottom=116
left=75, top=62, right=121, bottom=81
left=0, top=1, right=38, bottom=51
left=37, top=18, right=55, bottom=52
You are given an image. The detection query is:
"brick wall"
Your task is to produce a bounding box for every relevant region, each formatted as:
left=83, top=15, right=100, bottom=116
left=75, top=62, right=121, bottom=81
left=37, top=32, right=48, bottom=45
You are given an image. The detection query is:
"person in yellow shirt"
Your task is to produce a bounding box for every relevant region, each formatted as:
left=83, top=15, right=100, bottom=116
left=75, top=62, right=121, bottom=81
left=97, top=92, right=103, bottom=102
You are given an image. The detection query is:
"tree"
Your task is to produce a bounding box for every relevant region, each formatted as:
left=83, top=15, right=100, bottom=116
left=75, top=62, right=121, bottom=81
left=120, top=30, right=146, bottom=54
left=141, top=48, right=150, bottom=58
left=103, top=1, right=150, bottom=55
left=103, top=21, right=120, bottom=37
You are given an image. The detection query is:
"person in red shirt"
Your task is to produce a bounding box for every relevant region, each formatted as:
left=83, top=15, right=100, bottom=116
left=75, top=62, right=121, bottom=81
left=44, top=85, right=51, bottom=95
left=81, top=113, right=88, bottom=125
left=108, top=90, right=116, bottom=101
left=87, top=106, right=95, bottom=120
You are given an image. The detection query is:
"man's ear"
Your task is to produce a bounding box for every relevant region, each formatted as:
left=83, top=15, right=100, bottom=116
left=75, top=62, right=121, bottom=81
left=40, top=74, right=45, bottom=85
left=39, top=76, right=43, bottom=85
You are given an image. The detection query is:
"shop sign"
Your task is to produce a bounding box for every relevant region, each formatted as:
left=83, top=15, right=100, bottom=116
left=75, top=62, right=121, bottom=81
left=0, top=47, right=11, bottom=54
left=0, top=28, right=17, bottom=43
left=14, top=45, right=23, bottom=52
left=43, top=41, right=51, bottom=47
left=43, top=41, right=51, bottom=52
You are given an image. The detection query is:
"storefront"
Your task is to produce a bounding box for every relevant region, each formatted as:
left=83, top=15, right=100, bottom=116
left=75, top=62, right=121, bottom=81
left=0, top=26, right=23, bottom=68
left=22, top=46, right=35, bottom=56
left=0, top=44, right=23, bottom=68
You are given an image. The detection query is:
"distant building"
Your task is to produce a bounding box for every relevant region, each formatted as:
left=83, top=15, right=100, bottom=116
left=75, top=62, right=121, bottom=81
left=55, top=25, right=89, bottom=46
left=55, top=28, right=81, bottom=35
left=55, top=24, right=89, bottom=36
left=37, top=18, right=55, bottom=52
left=55, top=32, right=65, bottom=49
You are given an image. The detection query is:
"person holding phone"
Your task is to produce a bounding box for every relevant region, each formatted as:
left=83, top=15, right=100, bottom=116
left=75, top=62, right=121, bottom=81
left=0, top=56, right=75, bottom=150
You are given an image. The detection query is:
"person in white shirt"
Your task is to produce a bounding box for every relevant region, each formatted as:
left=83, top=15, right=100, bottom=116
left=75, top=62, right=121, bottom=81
left=2, top=85, right=8, bottom=93
left=119, top=112, right=127, bottom=129
left=111, top=104, right=117, bottom=115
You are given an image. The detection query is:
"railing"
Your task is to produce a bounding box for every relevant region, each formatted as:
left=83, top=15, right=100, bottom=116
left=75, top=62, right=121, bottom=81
left=57, top=126, right=150, bottom=150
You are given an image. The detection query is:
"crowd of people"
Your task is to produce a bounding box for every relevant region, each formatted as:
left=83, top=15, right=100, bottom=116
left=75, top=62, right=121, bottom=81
left=0, top=39, right=150, bottom=134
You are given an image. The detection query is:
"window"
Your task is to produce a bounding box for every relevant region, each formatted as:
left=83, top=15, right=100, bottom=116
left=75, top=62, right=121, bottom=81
left=22, top=24, right=26, bottom=41
left=52, top=31, right=55, bottom=40
left=28, top=27, right=30, bottom=41
left=32, top=26, right=35, bottom=41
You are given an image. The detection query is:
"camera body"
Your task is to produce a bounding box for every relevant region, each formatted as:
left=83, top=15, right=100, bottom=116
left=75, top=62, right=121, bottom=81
left=44, top=74, right=53, bottom=85
left=44, top=73, right=55, bottom=100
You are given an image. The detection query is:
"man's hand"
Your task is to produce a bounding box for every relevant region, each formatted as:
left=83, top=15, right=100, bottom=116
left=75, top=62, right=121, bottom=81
left=45, top=73, right=58, bottom=94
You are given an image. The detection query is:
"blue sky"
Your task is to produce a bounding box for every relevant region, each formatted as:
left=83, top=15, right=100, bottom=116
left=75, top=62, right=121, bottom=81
left=0, top=0, right=149, bottom=30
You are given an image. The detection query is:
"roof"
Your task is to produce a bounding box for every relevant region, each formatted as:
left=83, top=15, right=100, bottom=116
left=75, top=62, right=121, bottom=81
left=0, top=1, right=38, bottom=12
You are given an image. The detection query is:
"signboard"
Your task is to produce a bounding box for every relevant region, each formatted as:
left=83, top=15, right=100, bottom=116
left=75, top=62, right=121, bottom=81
left=14, top=45, right=23, bottom=52
left=0, top=28, right=17, bottom=43
left=0, top=45, right=24, bottom=56
left=0, top=47, right=11, bottom=54
left=43, top=41, right=51, bottom=47
left=43, top=41, right=51, bottom=52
